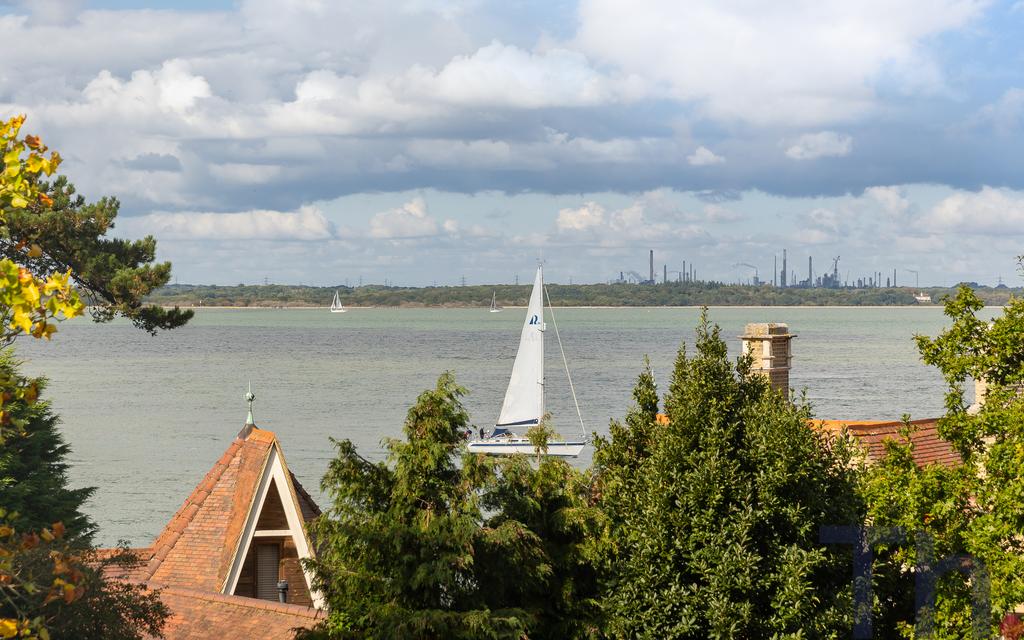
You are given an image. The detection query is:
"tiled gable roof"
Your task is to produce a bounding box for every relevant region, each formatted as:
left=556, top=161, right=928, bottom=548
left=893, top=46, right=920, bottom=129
left=813, top=418, right=961, bottom=467
left=136, top=426, right=318, bottom=592
left=147, top=586, right=322, bottom=640
left=100, top=424, right=324, bottom=639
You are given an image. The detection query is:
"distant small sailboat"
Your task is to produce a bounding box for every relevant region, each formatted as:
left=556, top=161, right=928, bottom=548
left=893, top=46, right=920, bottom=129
left=489, top=291, right=501, bottom=313
left=330, top=290, right=346, bottom=313
left=467, top=266, right=586, bottom=457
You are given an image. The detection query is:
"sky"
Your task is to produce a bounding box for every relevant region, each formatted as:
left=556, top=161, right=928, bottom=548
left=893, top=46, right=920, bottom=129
left=2, top=0, right=1023, bottom=287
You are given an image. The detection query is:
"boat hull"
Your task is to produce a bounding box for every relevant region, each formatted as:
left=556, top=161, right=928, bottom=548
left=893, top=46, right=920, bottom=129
left=466, top=439, right=585, bottom=457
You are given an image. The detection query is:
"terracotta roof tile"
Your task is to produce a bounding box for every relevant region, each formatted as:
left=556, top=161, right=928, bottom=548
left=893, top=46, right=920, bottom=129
left=100, top=426, right=324, bottom=639
left=138, top=426, right=320, bottom=592
left=148, top=586, right=322, bottom=640
left=813, top=418, right=961, bottom=468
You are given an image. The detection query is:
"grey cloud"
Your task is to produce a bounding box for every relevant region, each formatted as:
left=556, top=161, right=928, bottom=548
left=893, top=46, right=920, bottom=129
left=1, top=0, right=1021, bottom=219
left=122, top=152, right=182, bottom=172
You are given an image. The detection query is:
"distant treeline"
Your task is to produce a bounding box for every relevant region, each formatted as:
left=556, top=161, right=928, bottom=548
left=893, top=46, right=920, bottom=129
left=146, top=281, right=1024, bottom=307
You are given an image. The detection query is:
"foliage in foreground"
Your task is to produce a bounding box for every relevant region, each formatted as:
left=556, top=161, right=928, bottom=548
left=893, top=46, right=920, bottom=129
left=1, top=115, right=180, bottom=638
left=301, top=373, right=600, bottom=639
left=0, top=353, right=168, bottom=639
left=0, top=528, right=167, bottom=640
left=856, top=283, right=1024, bottom=638
left=0, top=352, right=94, bottom=542
left=590, top=312, right=865, bottom=638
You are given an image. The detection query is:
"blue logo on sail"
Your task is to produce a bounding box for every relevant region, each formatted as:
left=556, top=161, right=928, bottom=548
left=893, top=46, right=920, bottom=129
left=528, top=314, right=540, bottom=325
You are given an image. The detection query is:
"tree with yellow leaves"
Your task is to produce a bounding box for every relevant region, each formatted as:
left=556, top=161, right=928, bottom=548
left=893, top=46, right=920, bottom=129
left=0, top=115, right=178, bottom=639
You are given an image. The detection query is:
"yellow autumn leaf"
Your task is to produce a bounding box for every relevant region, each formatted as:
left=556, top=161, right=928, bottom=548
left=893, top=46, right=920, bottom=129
left=0, top=618, right=17, bottom=638
left=22, top=282, right=40, bottom=305
left=9, top=194, right=27, bottom=209
left=10, top=309, right=32, bottom=334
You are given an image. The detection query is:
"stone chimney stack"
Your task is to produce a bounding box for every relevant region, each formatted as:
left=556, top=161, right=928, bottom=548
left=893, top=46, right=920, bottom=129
left=740, top=323, right=795, bottom=396
left=971, top=377, right=988, bottom=414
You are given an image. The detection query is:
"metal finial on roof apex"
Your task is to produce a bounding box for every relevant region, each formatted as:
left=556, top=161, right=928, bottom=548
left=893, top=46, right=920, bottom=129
left=245, top=380, right=255, bottom=426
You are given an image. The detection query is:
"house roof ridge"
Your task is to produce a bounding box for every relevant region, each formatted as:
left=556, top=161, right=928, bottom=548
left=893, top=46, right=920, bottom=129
left=142, top=427, right=281, bottom=584
left=154, top=585, right=323, bottom=618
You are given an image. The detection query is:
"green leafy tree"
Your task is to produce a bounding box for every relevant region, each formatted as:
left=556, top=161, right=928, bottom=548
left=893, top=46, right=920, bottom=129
left=592, top=311, right=864, bottom=638
left=1, top=530, right=167, bottom=640
left=0, top=115, right=181, bottom=638
left=302, top=373, right=549, bottom=639
left=860, top=424, right=978, bottom=638
left=858, top=281, right=1024, bottom=638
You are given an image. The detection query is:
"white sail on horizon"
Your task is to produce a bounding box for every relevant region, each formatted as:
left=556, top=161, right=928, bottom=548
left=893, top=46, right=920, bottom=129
left=330, top=290, right=345, bottom=313
left=495, top=266, right=544, bottom=428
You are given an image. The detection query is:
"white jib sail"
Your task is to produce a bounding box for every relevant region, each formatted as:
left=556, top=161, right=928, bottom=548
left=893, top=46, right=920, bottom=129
left=496, top=266, right=545, bottom=428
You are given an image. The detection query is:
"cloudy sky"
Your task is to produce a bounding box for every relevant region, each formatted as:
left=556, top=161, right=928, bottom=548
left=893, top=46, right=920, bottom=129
left=2, top=0, right=1023, bottom=287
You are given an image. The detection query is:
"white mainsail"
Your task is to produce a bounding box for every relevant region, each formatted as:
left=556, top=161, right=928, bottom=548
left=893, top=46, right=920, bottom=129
left=330, top=290, right=345, bottom=313
left=495, top=266, right=545, bottom=430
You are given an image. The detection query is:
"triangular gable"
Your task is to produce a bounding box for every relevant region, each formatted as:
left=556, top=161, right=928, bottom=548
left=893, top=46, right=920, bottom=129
left=140, top=426, right=321, bottom=605
left=221, top=439, right=323, bottom=608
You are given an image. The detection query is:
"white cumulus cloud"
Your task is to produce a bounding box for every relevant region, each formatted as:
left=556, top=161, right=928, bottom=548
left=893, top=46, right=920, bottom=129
left=555, top=197, right=708, bottom=246
left=925, top=187, right=1024, bottom=235
left=408, top=42, right=618, bottom=109
left=369, top=197, right=440, bottom=238
left=785, top=132, right=853, bottom=160
left=556, top=202, right=606, bottom=231
left=973, top=87, right=1024, bottom=133
left=687, top=146, right=725, bottom=166
left=125, top=205, right=334, bottom=241
left=865, top=185, right=911, bottom=217
left=575, top=0, right=984, bottom=125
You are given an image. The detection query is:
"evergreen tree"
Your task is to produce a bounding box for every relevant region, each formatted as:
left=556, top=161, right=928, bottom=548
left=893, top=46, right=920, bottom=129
left=0, top=354, right=168, bottom=638
left=5, top=176, right=192, bottom=334
left=481, top=444, right=604, bottom=639
left=592, top=311, right=863, bottom=638
left=302, top=373, right=550, bottom=639
left=0, top=351, right=94, bottom=542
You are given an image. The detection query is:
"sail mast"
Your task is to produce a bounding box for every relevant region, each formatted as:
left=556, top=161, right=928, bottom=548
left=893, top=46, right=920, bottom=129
left=545, top=285, right=586, bottom=439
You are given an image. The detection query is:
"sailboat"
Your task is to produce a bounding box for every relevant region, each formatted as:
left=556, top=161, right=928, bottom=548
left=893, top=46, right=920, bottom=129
left=330, top=290, right=346, bottom=313
left=467, top=265, right=586, bottom=457
left=489, top=291, right=501, bottom=313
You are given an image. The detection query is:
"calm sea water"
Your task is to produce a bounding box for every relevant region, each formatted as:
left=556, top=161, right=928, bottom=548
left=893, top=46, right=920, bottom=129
left=15, top=306, right=974, bottom=545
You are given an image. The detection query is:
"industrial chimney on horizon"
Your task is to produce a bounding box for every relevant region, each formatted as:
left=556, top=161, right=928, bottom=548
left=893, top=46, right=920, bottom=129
left=649, top=249, right=654, bottom=284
